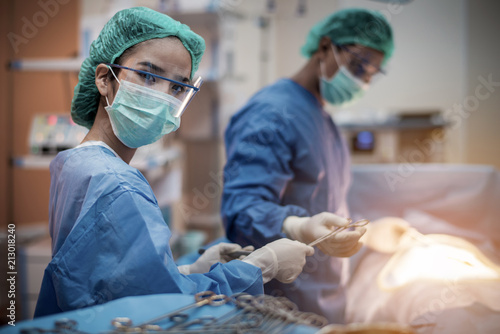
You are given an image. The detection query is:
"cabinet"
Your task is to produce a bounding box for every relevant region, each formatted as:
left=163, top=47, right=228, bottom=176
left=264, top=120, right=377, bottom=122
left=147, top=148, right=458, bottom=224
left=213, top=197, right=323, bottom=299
left=337, top=110, right=449, bottom=164
left=3, top=0, right=81, bottom=228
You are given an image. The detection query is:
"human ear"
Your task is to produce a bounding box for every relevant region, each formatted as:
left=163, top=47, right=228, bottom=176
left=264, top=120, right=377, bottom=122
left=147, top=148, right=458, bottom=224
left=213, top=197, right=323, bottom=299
left=95, top=64, right=112, bottom=97
left=316, top=36, right=333, bottom=62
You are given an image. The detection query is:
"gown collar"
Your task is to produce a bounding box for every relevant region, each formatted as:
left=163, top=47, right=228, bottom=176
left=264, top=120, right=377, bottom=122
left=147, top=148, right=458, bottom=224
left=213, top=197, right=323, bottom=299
left=75, top=141, right=119, bottom=158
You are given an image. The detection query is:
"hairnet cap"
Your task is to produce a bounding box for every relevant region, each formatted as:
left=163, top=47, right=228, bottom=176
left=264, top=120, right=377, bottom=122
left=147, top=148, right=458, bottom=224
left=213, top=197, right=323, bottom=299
left=301, top=8, right=394, bottom=62
left=72, top=7, right=205, bottom=129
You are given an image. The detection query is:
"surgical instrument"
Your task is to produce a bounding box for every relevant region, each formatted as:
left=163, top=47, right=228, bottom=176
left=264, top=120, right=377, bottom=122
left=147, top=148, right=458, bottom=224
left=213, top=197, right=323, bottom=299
left=197, top=248, right=253, bottom=258
left=308, top=218, right=370, bottom=247
left=135, top=291, right=229, bottom=328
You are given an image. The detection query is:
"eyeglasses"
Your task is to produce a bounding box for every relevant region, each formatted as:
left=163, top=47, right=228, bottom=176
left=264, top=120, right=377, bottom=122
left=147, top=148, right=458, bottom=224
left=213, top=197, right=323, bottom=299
left=334, top=44, right=386, bottom=81
left=105, top=63, right=203, bottom=117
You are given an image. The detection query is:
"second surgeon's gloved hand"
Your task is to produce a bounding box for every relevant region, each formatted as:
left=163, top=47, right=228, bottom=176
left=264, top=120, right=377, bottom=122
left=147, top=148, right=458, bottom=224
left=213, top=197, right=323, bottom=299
left=242, top=238, right=314, bottom=284
left=283, top=212, right=366, bottom=257
left=178, top=243, right=254, bottom=275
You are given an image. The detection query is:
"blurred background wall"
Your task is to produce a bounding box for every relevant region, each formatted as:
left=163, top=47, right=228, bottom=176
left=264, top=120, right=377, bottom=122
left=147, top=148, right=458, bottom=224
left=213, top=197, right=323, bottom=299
left=0, top=0, right=80, bottom=322
left=1, top=0, right=80, bottom=228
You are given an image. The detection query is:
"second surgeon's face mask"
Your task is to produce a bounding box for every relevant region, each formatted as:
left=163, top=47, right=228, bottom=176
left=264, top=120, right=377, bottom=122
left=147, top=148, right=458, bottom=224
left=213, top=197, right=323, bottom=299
left=320, top=45, right=369, bottom=106
left=105, top=66, right=181, bottom=149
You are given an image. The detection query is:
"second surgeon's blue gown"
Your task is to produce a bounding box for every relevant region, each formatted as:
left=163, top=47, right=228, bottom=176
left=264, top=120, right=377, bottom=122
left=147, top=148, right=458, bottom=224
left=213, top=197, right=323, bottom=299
left=35, top=143, right=263, bottom=318
left=222, top=79, right=351, bottom=324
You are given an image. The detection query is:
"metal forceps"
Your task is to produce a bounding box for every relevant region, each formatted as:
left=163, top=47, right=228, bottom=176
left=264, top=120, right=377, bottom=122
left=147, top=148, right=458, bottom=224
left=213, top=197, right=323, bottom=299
left=134, top=291, right=229, bottom=329
left=308, top=218, right=370, bottom=247
left=19, top=319, right=90, bottom=334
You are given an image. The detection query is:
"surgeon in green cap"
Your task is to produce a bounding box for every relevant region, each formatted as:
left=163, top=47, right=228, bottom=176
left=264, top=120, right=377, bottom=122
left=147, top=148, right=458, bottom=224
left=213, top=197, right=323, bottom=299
left=221, top=8, right=394, bottom=323
left=34, top=6, right=315, bottom=317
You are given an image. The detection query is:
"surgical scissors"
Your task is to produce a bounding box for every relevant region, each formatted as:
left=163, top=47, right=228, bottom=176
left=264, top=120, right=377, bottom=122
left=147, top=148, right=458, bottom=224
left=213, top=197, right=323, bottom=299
left=308, top=218, right=370, bottom=247
left=132, top=291, right=229, bottom=328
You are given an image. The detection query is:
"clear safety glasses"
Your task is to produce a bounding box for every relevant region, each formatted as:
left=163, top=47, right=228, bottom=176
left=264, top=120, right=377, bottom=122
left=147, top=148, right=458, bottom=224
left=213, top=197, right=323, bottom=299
left=105, top=63, right=203, bottom=117
left=334, top=44, right=386, bottom=83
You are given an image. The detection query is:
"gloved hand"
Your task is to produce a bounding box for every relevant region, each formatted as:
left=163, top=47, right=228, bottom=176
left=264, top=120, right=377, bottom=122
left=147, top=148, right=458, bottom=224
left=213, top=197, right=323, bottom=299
left=242, top=238, right=314, bottom=284
left=178, top=243, right=254, bottom=275
left=282, top=212, right=366, bottom=258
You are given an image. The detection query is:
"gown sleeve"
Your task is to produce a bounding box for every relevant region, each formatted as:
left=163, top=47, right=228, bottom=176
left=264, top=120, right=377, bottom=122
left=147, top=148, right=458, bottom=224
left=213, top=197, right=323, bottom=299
left=222, top=102, right=310, bottom=248
left=46, top=189, right=263, bottom=312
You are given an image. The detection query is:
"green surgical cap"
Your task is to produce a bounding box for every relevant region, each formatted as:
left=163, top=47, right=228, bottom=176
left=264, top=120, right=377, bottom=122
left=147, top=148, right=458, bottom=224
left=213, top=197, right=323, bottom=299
left=301, top=8, right=394, bottom=63
left=72, top=7, right=205, bottom=129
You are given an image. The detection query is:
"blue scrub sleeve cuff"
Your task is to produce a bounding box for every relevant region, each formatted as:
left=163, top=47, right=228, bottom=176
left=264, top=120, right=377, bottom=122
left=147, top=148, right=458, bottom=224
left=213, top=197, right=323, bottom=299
left=266, top=205, right=310, bottom=243
left=209, top=260, right=264, bottom=295
left=278, top=204, right=311, bottom=235
left=232, top=203, right=310, bottom=247
left=280, top=204, right=311, bottom=223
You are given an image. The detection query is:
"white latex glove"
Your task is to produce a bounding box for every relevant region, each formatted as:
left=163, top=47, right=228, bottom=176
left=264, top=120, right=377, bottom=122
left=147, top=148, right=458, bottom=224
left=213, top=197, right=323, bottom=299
left=242, top=238, right=314, bottom=284
left=282, top=212, right=366, bottom=257
left=178, top=243, right=254, bottom=275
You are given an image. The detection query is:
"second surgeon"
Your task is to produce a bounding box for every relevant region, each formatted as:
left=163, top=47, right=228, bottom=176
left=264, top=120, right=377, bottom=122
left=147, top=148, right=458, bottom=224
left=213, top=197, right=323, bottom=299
left=222, top=8, right=394, bottom=323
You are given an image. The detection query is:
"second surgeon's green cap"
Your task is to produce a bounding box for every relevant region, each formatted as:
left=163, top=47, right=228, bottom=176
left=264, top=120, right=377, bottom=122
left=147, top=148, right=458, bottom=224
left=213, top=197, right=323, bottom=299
left=72, top=7, right=205, bottom=129
left=301, top=8, right=394, bottom=63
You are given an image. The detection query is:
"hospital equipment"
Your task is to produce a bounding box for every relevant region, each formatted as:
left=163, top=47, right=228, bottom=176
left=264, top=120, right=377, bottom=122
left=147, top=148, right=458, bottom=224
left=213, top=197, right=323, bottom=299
left=308, top=219, right=369, bottom=247
left=198, top=248, right=253, bottom=259
left=182, top=243, right=255, bottom=274
left=337, top=111, right=448, bottom=164
left=14, top=292, right=328, bottom=333
left=283, top=213, right=366, bottom=258
left=27, top=114, right=88, bottom=156
left=134, top=291, right=228, bottom=328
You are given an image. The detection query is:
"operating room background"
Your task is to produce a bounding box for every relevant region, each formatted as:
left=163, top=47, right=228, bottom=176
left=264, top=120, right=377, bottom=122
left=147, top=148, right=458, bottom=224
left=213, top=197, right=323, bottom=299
left=0, top=0, right=500, bottom=321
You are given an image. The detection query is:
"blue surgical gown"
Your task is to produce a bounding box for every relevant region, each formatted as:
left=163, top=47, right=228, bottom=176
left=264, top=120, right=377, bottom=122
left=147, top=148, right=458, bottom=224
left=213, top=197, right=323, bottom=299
left=34, top=144, right=263, bottom=318
left=222, top=79, right=351, bottom=324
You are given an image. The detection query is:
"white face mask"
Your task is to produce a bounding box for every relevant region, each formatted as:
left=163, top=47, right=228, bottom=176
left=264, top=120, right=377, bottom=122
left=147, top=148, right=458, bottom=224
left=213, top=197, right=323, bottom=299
left=319, top=45, right=369, bottom=106
left=105, top=67, right=181, bottom=149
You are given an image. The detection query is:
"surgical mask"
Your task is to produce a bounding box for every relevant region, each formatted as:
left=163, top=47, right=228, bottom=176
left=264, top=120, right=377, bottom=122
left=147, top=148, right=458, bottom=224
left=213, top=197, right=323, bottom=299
left=105, top=68, right=181, bottom=149
left=320, top=46, right=369, bottom=106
